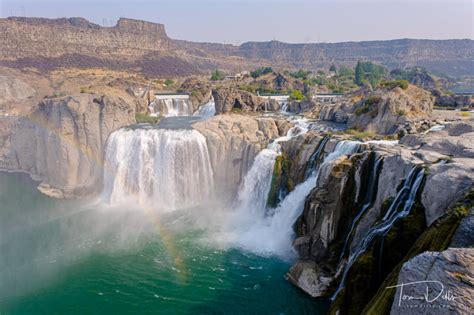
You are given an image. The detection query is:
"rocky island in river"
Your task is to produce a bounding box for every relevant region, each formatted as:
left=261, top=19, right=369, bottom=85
left=0, top=13, right=472, bottom=315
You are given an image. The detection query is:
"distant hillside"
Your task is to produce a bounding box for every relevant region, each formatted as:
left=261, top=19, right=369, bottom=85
left=223, top=39, right=474, bottom=77
left=0, top=17, right=472, bottom=77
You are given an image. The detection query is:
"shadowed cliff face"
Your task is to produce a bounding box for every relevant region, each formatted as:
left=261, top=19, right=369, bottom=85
left=0, top=17, right=473, bottom=77
left=280, top=124, right=473, bottom=314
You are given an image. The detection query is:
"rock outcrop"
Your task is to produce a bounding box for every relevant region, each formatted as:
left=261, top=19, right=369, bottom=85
left=212, top=88, right=277, bottom=114
left=0, top=74, right=36, bottom=110
left=193, top=114, right=279, bottom=201
left=348, top=85, right=434, bottom=134
left=390, top=248, right=473, bottom=314
left=2, top=94, right=135, bottom=197
left=283, top=121, right=473, bottom=313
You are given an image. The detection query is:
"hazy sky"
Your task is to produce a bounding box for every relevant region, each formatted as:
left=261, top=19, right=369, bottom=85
left=1, top=0, right=473, bottom=44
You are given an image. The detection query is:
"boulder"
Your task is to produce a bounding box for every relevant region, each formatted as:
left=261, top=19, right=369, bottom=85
left=287, top=261, right=333, bottom=298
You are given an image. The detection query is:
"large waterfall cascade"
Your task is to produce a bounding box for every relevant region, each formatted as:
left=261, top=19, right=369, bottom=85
left=332, top=166, right=425, bottom=299
left=102, top=128, right=214, bottom=211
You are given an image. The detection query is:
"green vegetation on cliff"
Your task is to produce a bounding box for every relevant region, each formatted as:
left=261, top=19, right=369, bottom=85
left=135, top=113, right=160, bottom=124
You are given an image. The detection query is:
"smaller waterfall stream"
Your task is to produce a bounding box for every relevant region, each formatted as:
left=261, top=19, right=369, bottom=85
left=332, top=167, right=425, bottom=299
left=149, top=99, right=191, bottom=117
left=339, top=156, right=384, bottom=259
left=193, top=99, right=216, bottom=118
left=232, top=136, right=362, bottom=257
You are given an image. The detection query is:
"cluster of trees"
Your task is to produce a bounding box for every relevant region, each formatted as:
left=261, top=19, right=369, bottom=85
left=354, top=61, right=386, bottom=86
left=250, top=67, right=273, bottom=78
left=288, top=69, right=312, bottom=80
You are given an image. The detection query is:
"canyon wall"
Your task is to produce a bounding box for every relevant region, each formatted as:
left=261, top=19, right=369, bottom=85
left=1, top=17, right=473, bottom=77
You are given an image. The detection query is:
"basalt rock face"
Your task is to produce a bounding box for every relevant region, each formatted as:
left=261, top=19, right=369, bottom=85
left=285, top=124, right=474, bottom=313
left=212, top=88, right=277, bottom=114
left=193, top=114, right=279, bottom=202
left=390, top=248, right=474, bottom=314
left=3, top=94, right=135, bottom=197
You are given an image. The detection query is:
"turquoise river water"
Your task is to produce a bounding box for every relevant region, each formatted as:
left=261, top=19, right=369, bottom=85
left=0, top=172, right=328, bottom=314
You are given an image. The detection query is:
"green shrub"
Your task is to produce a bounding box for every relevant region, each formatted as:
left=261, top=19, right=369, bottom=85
left=250, top=67, right=273, bottom=78
left=341, top=128, right=375, bottom=139
left=210, top=69, right=226, bottom=81
left=289, top=90, right=304, bottom=101
left=289, top=69, right=312, bottom=80
left=164, top=79, right=174, bottom=86
left=379, top=80, right=409, bottom=90
left=365, top=95, right=382, bottom=106
left=135, top=113, right=160, bottom=124
left=355, top=95, right=382, bottom=116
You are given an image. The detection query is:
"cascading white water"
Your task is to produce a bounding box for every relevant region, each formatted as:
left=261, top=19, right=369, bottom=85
left=102, top=128, right=214, bottom=211
left=193, top=99, right=216, bottom=118
left=231, top=135, right=363, bottom=257
left=149, top=99, right=191, bottom=117
left=339, top=156, right=383, bottom=259
left=332, top=167, right=425, bottom=299
left=234, top=118, right=311, bottom=218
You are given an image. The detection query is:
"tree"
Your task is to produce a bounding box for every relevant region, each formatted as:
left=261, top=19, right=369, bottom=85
left=355, top=61, right=364, bottom=86
left=164, top=79, right=174, bottom=86
left=289, top=90, right=304, bottom=101
left=250, top=67, right=273, bottom=78
left=330, top=65, right=337, bottom=73
left=210, top=69, right=225, bottom=81
left=338, top=65, right=354, bottom=77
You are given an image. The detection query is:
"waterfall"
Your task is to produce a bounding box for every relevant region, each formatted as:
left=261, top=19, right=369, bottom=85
left=304, top=136, right=330, bottom=179
left=102, top=128, right=214, bottom=211
left=332, top=167, right=425, bottom=299
left=193, top=99, right=216, bottom=118
left=234, top=119, right=311, bottom=217
left=232, top=136, right=362, bottom=257
left=339, top=156, right=383, bottom=259
left=149, top=99, right=190, bottom=117
left=280, top=102, right=289, bottom=113
left=234, top=144, right=281, bottom=218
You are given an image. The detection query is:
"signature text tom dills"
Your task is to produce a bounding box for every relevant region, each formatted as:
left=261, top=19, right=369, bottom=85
left=386, top=280, right=461, bottom=308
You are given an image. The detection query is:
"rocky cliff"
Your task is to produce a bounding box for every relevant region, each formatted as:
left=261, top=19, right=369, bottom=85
left=1, top=94, right=135, bottom=197
left=193, top=114, right=279, bottom=201
left=222, top=39, right=474, bottom=77
left=277, top=122, right=473, bottom=314
left=1, top=17, right=473, bottom=77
